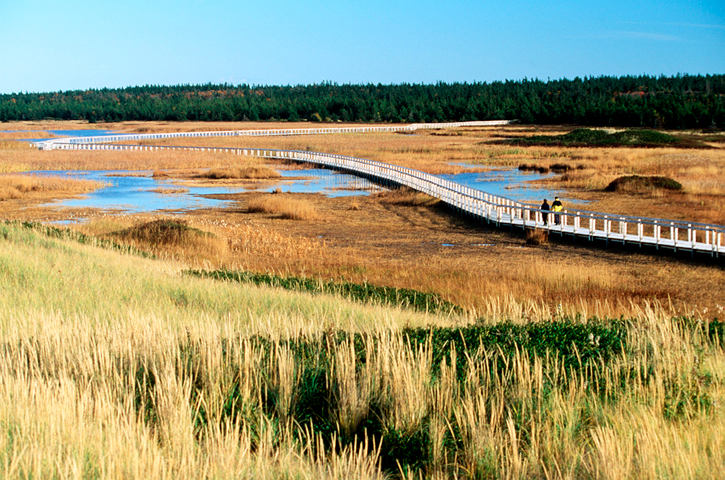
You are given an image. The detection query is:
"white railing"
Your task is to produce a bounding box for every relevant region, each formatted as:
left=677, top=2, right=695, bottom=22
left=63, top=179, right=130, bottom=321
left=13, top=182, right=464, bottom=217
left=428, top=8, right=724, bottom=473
left=33, top=120, right=511, bottom=150
left=50, top=140, right=725, bottom=258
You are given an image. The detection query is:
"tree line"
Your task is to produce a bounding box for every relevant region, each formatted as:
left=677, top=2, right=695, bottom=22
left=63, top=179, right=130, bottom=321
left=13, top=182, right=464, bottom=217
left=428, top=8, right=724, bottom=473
left=1, top=75, right=723, bottom=129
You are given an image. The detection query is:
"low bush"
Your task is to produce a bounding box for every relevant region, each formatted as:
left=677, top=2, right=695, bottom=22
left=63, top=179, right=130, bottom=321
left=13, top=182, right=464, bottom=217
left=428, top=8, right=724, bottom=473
left=605, top=175, right=683, bottom=193
left=525, top=228, right=548, bottom=245
left=112, top=219, right=213, bottom=247
left=506, top=128, right=691, bottom=148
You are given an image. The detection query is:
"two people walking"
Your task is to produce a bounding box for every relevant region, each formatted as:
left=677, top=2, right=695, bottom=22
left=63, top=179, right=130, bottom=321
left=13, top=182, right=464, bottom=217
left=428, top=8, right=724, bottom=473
left=541, top=196, right=563, bottom=225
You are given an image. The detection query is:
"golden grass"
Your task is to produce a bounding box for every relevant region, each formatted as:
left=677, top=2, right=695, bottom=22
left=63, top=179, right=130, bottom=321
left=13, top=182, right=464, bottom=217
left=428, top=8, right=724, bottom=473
left=377, top=187, right=439, bottom=206
left=1, top=210, right=724, bottom=479
left=148, top=186, right=189, bottom=195
left=0, top=122, right=723, bottom=321
left=247, top=194, right=320, bottom=220
left=200, top=165, right=281, bottom=179
left=0, top=237, right=721, bottom=479
left=0, top=173, right=108, bottom=201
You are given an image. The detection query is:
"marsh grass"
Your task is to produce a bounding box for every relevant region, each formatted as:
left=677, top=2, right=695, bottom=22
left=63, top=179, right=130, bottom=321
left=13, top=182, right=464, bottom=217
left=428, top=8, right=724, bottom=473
left=148, top=186, right=189, bottom=195
left=378, top=187, right=439, bottom=206
left=107, top=219, right=229, bottom=264
left=525, top=227, right=549, bottom=245
left=0, top=173, right=108, bottom=201
left=247, top=194, right=320, bottom=220
left=199, top=165, right=281, bottom=179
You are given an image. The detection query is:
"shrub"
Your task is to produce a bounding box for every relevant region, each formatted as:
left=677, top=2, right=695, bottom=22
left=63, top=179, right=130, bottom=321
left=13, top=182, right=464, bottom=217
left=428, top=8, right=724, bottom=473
left=605, top=175, right=683, bottom=193
left=525, top=228, right=548, bottom=245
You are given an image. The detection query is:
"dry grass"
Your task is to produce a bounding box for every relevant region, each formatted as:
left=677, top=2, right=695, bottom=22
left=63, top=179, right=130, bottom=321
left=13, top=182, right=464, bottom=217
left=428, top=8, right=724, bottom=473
left=525, top=227, right=549, bottom=245
left=0, top=286, right=721, bottom=479
left=378, top=187, right=439, bottom=206
left=1, top=121, right=724, bottom=321
left=148, top=186, right=189, bottom=195
left=247, top=194, right=320, bottom=220
left=200, top=165, right=281, bottom=180
left=1, top=191, right=724, bottom=478
left=0, top=173, right=108, bottom=201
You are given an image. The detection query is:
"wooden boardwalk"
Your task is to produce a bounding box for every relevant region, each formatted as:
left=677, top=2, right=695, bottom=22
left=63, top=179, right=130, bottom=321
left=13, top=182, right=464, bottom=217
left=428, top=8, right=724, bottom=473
left=36, top=122, right=724, bottom=258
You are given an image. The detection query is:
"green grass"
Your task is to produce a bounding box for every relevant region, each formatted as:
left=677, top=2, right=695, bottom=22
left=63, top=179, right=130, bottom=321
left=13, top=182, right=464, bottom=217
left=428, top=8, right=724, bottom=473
left=503, top=128, right=700, bottom=148
left=186, top=269, right=463, bottom=315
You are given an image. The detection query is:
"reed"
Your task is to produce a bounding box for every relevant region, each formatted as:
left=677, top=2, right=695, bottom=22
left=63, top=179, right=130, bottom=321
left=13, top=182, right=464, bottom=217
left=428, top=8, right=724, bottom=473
left=247, top=194, right=320, bottom=220
left=0, top=173, right=108, bottom=201
left=199, top=165, right=281, bottom=179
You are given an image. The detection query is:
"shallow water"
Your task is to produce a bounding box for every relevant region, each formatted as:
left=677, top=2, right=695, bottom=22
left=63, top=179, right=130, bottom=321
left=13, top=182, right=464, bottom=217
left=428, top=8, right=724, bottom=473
left=39, top=168, right=383, bottom=214
left=33, top=164, right=573, bottom=215
left=441, top=167, right=567, bottom=205
left=5, top=129, right=118, bottom=143
left=15, top=125, right=577, bottom=215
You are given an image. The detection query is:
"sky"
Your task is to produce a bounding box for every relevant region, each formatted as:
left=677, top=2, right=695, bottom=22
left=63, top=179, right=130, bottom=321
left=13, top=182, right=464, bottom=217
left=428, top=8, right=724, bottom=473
left=0, top=0, right=723, bottom=94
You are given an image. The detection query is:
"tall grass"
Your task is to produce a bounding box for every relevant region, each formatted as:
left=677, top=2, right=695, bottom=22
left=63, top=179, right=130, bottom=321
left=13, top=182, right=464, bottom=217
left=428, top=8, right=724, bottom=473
left=0, top=174, right=108, bottom=201
left=199, top=165, right=281, bottom=179
left=1, top=221, right=723, bottom=479
left=247, top=194, right=320, bottom=220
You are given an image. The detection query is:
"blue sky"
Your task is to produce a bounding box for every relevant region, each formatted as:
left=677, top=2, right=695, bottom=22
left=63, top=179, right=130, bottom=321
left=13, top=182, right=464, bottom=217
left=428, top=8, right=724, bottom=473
left=0, top=0, right=723, bottom=94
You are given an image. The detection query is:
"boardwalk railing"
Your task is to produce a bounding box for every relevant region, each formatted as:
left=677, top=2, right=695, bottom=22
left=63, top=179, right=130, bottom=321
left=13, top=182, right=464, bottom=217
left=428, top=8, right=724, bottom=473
left=34, top=120, right=511, bottom=150
left=49, top=140, right=725, bottom=257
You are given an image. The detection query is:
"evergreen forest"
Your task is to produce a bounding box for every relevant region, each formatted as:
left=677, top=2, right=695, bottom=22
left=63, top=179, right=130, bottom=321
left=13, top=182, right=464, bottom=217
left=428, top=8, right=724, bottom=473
left=1, top=74, right=723, bottom=129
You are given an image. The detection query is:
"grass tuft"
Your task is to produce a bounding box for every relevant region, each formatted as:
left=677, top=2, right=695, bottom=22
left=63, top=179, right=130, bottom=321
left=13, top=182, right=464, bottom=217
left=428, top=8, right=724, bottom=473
left=200, top=166, right=281, bottom=179
left=525, top=228, right=549, bottom=245
left=247, top=194, right=319, bottom=220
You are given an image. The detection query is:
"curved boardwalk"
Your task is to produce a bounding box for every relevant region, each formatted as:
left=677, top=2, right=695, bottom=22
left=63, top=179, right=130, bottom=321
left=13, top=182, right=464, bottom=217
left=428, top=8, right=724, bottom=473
left=37, top=122, right=724, bottom=258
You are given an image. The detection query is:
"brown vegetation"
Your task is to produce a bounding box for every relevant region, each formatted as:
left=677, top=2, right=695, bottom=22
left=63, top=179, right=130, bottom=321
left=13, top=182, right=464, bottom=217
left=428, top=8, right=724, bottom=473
left=1, top=121, right=724, bottom=319
left=199, top=165, right=281, bottom=179
left=0, top=174, right=107, bottom=201
left=247, top=194, right=320, bottom=220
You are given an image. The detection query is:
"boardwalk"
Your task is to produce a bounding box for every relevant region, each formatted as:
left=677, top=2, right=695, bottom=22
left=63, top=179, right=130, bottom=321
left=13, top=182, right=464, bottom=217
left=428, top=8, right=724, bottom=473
left=36, top=122, right=724, bottom=258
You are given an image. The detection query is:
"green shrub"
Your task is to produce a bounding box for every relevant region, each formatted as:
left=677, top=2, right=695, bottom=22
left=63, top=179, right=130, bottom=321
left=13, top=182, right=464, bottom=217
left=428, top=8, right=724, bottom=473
left=605, top=175, right=683, bottom=193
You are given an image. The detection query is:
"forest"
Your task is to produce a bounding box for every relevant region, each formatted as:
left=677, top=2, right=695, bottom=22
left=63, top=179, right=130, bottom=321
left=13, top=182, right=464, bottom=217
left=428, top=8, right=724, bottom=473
left=1, top=74, right=723, bottom=129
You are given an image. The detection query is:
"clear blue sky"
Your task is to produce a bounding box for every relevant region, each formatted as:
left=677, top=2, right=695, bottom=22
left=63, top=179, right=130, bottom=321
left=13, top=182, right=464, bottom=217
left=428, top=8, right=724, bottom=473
left=1, top=0, right=723, bottom=94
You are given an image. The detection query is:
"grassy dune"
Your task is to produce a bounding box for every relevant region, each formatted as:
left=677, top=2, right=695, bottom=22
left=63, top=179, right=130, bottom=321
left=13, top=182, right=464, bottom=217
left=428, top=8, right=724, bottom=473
left=1, top=222, right=723, bottom=479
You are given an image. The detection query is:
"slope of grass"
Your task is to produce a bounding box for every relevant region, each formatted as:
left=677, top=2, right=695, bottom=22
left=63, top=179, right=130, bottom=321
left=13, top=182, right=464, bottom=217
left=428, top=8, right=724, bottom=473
left=0, top=221, right=723, bottom=478
left=0, top=221, right=436, bottom=332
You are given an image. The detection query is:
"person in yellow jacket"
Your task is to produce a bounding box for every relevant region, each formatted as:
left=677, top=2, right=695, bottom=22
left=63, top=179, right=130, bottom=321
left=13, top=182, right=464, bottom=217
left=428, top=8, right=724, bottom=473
left=552, top=196, right=563, bottom=225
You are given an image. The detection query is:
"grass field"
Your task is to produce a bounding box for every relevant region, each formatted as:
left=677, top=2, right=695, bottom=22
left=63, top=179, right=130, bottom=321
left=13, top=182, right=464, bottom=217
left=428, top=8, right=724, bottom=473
left=0, top=121, right=724, bottom=478
left=0, top=221, right=723, bottom=479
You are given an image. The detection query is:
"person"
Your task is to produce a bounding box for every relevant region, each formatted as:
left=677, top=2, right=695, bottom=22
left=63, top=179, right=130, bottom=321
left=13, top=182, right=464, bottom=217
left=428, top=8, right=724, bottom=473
left=552, top=196, right=563, bottom=225
left=540, top=199, right=550, bottom=225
